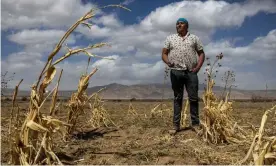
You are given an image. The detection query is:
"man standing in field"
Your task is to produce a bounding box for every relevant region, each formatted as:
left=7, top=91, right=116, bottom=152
left=161, top=18, right=205, bottom=134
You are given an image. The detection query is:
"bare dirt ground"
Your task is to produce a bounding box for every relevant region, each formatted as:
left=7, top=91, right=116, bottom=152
left=1, top=100, right=276, bottom=165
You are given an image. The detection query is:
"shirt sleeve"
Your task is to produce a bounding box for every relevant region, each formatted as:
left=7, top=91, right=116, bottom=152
left=195, top=36, right=204, bottom=51
left=163, top=36, right=170, bottom=49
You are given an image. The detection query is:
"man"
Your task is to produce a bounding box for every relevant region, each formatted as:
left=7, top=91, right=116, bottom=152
left=161, top=18, right=205, bottom=134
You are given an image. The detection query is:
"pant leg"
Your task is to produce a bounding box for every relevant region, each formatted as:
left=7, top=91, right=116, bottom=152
left=170, top=70, right=185, bottom=129
left=185, top=72, right=199, bottom=126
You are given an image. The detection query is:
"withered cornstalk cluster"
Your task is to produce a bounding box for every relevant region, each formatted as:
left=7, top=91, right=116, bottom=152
left=9, top=5, right=129, bottom=165
left=200, top=53, right=247, bottom=144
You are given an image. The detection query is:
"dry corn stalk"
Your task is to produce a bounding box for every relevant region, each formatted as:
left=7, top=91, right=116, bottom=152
left=88, top=93, right=116, bottom=128
left=64, top=5, right=130, bottom=135
left=67, top=68, right=98, bottom=135
left=11, top=69, right=72, bottom=165
left=9, top=5, right=130, bottom=165
left=240, top=105, right=276, bottom=165
left=50, top=69, right=63, bottom=116
left=181, top=98, right=189, bottom=128
left=8, top=79, right=23, bottom=164
left=200, top=54, right=247, bottom=144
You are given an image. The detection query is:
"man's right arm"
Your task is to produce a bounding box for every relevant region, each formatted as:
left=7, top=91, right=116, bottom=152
left=162, top=36, right=174, bottom=67
left=162, top=48, right=174, bottom=67
left=162, top=48, right=169, bottom=64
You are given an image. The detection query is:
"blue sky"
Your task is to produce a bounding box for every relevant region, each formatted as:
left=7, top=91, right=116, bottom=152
left=1, top=0, right=276, bottom=90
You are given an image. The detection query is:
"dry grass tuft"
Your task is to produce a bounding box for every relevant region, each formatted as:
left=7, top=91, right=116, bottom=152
left=150, top=103, right=172, bottom=119
left=150, top=65, right=173, bottom=119
left=240, top=105, right=276, bottom=165
left=154, top=134, right=173, bottom=143
left=199, top=53, right=247, bottom=144
left=128, top=102, right=138, bottom=116
left=88, top=92, right=117, bottom=128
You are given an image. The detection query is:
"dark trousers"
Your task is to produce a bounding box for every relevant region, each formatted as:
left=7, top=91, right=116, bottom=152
left=170, top=69, right=199, bottom=128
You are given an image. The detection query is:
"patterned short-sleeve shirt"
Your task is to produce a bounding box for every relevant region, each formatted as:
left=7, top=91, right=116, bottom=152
left=163, top=32, right=204, bottom=70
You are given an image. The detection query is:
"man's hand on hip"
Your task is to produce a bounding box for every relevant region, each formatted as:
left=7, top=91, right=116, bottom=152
left=191, top=67, right=200, bottom=73
left=167, top=62, right=174, bottom=67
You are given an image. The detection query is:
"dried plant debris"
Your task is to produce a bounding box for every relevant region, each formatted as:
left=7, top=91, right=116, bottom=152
left=88, top=93, right=116, bottom=128
left=240, top=105, right=276, bottom=165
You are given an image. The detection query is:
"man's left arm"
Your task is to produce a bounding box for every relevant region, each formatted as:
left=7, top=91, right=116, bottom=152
left=191, top=37, right=205, bottom=73
left=192, top=50, right=205, bottom=73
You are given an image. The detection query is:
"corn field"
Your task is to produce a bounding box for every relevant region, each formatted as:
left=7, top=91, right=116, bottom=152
left=4, top=4, right=276, bottom=166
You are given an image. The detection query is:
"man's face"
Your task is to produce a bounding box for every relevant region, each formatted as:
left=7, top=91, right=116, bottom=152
left=176, top=21, right=188, bottom=33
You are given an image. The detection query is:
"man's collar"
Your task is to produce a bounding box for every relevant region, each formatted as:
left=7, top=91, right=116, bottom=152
left=177, top=31, right=190, bottom=38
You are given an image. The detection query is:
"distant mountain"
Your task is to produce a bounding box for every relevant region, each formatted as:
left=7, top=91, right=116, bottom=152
left=2, top=83, right=276, bottom=99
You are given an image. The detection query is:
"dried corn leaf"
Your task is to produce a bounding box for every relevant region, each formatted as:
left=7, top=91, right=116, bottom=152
left=265, top=152, right=276, bottom=159
left=84, top=51, right=115, bottom=60
left=77, top=68, right=97, bottom=94
left=43, top=116, right=72, bottom=127
left=26, top=120, right=48, bottom=132
left=39, top=66, right=56, bottom=95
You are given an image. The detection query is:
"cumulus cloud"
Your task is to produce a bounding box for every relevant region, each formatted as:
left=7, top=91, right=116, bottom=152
left=234, top=71, right=276, bottom=90
left=204, top=29, right=276, bottom=67
left=8, top=29, right=76, bottom=45
left=77, top=0, right=276, bottom=59
left=140, top=0, right=276, bottom=31
left=93, top=14, right=123, bottom=28
left=122, top=0, right=135, bottom=6
left=4, top=29, right=77, bottom=69
left=76, top=25, right=112, bottom=39
left=1, top=0, right=98, bottom=30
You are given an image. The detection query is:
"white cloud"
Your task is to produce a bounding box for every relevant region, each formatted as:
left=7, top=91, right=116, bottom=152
left=234, top=72, right=276, bottom=90
left=140, top=0, right=276, bottom=31
left=1, top=0, right=98, bottom=30
left=76, top=25, right=111, bottom=39
left=93, top=14, right=123, bottom=28
left=122, top=0, right=135, bottom=6
left=7, top=29, right=77, bottom=55
left=1, top=58, right=44, bottom=89
left=205, top=29, right=276, bottom=67
left=6, top=52, right=43, bottom=65
left=8, top=29, right=76, bottom=45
